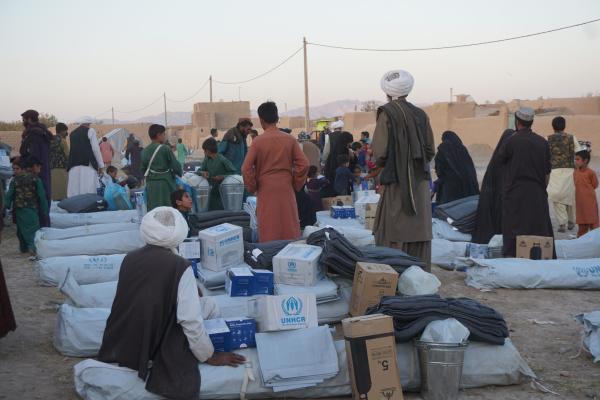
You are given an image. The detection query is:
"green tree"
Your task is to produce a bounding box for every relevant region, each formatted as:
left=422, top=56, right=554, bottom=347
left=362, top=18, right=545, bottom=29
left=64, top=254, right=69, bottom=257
left=0, top=112, right=58, bottom=131
left=39, top=113, right=57, bottom=127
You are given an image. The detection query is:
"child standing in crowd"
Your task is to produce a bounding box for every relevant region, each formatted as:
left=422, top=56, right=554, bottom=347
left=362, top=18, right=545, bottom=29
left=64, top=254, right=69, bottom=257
left=197, top=137, right=236, bottom=210
left=574, top=150, right=599, bottom=237
left=306, top=165, right=329, bottom=212
left=334, top=154, right=354, bottom=196
left=5, top=157, right=48, bottom=258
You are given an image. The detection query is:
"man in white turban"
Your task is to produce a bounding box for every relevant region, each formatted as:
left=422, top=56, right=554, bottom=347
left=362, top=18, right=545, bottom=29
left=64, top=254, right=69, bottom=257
left=322, top=119, right=353, bottom=187
left=371, top=69, right=436, bottom=270
left=98, top=207, right=245, bottom=399
left=67, top=116, right=105, bottom=197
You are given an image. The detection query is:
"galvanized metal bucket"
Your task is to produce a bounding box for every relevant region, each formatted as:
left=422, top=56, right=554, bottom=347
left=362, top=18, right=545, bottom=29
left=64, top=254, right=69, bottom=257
left=415, top=340, right=469, bottom=400
left=193, top=176, right=211, bottom=213
left=219, top=175, right=244, bottom=211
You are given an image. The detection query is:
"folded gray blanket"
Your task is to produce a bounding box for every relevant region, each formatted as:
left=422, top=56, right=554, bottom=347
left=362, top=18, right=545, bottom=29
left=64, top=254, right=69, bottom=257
left=244, top=240, right=293, bottom=269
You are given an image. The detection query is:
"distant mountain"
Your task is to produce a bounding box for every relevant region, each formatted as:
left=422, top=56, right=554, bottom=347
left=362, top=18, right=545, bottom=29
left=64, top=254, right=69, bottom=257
left=131, top=111, right=191, bottom=125
left=281, top=100, right=366, bottom=119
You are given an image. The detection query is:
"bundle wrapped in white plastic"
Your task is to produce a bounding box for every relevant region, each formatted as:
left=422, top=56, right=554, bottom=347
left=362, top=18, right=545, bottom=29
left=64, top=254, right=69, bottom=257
left=275, top=277, right=339, bottom=304
left=73, top=338, right=534, bottom=399
left=36, top=230, right=144, bottom=259
left=575, top=311, right=600, bottom=363
left=555, top=228, right=600, bottom=259
left=54, top=304, right=110, bottom=357
left=420, top=318, right=470, bottom=343
left=35, top=223, right=139, bottom=241
left=431, top=239, right=469, bottom=270
left=38, top=254, right=126, bottom=286
left=50, top=209, right=138, bottom=228
left=465, top=258, right=600, bottom=290
left=303, top=225, right=375, bottom=247
left=432, top=218, right=472, bottom=242
left=60, top=270, right=118, bottom=308
left=398, top=265, right=441, bottom=295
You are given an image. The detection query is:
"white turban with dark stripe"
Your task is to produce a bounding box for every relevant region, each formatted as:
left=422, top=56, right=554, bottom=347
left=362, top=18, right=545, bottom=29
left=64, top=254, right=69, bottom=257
left=381, top=70, right=414, bottom=98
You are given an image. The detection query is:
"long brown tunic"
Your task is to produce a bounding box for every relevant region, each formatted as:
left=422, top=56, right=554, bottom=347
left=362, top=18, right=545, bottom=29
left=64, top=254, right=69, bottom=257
left=372, top=101, right=435, bottom=246
left=242, top=127, right=309, bottom=242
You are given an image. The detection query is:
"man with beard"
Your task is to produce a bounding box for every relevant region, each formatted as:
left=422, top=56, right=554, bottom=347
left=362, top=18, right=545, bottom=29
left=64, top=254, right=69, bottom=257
left=20, top=109, right=52, bottom=226
left=219, top=119, right=252, bottom=174
left=322, top=120, right=353, bottom=192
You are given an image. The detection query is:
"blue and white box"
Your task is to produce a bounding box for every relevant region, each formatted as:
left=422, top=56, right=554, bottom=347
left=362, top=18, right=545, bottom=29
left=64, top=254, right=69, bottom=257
left=273, top=244, right=323, bottom=286
left=225, top=318, right=257, bottom=349
left=248, top=293, right=318, bottom=332
left=251, top=269, right=274, bottom=295
left=198, top=223, right=244, bottom=271
left=226, top=266, right=255, bottom=297
left=204, top=318, right=232, bottom=352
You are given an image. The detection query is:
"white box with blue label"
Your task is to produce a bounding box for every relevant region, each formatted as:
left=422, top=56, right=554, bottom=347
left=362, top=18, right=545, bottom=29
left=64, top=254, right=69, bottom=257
left=204, top=318, right=232, bottom=352
left=272, top=244, right=323, bottom=287
left=251, top=269, right=274, bottom=295
left=226, top=266, right=255, bottom=297
left=248, top=293, right=318, bottom=332
left=198, top=223, right=244, bottom=272
left=225, top=318, right=256, bottom=349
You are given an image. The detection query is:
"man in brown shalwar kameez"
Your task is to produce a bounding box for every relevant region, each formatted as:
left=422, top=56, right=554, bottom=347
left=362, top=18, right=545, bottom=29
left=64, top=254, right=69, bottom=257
left=371, top=70, right=436, bottom=270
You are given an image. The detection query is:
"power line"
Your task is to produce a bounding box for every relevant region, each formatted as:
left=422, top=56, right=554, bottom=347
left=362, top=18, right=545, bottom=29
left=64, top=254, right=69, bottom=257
left=213, top=46, right=303, bottom=85
left=167, top=77, right=211, bottom=103
left=308, top=17, right=600, bottom=52
left=93, top=108, right=113, bottom=118
left=114, top=94, right=164, bottom=114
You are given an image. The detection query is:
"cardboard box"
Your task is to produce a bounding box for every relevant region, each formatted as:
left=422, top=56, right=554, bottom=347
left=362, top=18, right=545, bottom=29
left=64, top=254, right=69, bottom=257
left=322, top=195, right=353, bottom=210
left=516, top=235, right=554, bottom=260
left=204, top=318, right=232, bottom=352
left=226, top=266, right=254, bottom=297
left=350, top=262, right=399, bottom=317
left=355, top=194, right=380, bottom=222
left=225, top=318, right=256, bottom=349
left=273, top=244, right=323, bottom=286
left=178, top=237, right=201, bottom=260
left=251, top=269, right=274, bottom=295
left=364, top=217, right=376, bottom=231
left=342, top=314, right=403, bottom=400
left=248, top=293, right=318, bottom=332
left=198, top=223, right=244, bottom=271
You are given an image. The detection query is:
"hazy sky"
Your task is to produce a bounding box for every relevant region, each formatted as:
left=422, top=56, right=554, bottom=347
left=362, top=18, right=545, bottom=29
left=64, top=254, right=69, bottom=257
left=1, top=0, right=599, bottom=122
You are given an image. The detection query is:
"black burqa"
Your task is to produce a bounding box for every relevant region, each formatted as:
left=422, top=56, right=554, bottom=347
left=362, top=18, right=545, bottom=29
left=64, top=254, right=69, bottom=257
left=324, top=131, right=354, bottom=184
left=472, top=129, right=515, bottom=244
left=434, top=131, right=479, bottom=204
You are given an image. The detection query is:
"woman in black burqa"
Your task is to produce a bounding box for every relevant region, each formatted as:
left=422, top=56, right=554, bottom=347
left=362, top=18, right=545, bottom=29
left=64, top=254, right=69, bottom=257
left=472, top=129, right=515, bottom=244
left=434, top=131, right=480, bottom=204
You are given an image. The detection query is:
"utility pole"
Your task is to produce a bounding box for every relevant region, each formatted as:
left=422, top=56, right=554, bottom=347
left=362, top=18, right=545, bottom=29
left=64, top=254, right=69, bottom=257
left=238, top=86, right=241, bottom=101
left=209, top=75, right=213, bottom=103
left=303, top=37, right=310, bottom=132
left=450, top=87, right=453, bottom=104
left=163, top=92, right=168, bottom=128
left=111, top=107, right=115, bottom=126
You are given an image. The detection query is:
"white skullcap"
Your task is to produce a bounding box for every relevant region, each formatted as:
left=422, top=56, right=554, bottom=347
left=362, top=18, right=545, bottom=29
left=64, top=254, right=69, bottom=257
left=330, top=120, right=344, bottom=129
left=77, top=116, right=94, bottom=124
left=380, top=70, right=414, bottom=98
left=140, top=207, right=189, bottom=251
left=515, top=107, right=535, bottom=122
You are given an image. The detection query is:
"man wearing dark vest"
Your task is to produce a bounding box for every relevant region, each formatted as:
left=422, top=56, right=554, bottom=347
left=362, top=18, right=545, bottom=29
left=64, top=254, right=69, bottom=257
left=547, top=116, right=581, bottom=233
left=98, top=207, right=244, bottom=400
left=67, top=117, right=105, bottom=197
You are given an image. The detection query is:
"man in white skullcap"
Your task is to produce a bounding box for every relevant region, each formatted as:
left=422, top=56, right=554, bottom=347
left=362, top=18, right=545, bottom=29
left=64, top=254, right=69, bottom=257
left=98, top=207, right=245, bottom=399
left=322, top=119, right=354, bottom=187
left=371, top=70, right=436, bottom=270
left=499, top=107, right=554, bottom=257
left=67, top=116, right=105, bottom=197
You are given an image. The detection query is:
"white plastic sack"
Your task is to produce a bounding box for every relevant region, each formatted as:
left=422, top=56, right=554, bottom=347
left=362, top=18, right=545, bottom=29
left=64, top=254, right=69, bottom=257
left=60, top=270, right=118, bottom=308
left=303, top=225, right=375, bottom=247
left=275, top=277, right=339, bottom=303
left=50, top=201, right=68, bottom=214
left=575, top=311, right=600, bottom=363
left=465, top=258, right=600, bottom=290
left=36, top=223, right=139, bottom=241
left=36, top=230, right=144, bottom=258
left=432, top=218, right=472, bottom=242
left=420, top=318, right=470, bottom=344
left=73, top=338, right=534, bottom=399
left=556, top=228, right=600, bottom=259
left=398, top=265, right=441, bottom=295
left=314, top=211, right=365, bottom=230
left=50, top=210, right=139, bottom=228
left=431, top=239, right=469, bottom=270
left=37, top=254, right=125, bottom=286
left=54, top=304, right=110, bottom=357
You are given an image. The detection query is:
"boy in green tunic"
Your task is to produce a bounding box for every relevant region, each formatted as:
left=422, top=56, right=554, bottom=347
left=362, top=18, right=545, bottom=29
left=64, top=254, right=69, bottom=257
left=176, top=138, right=187, bottom=167
left=141, top=124, right=183, bottom=211
left=197, top=138, right=236, bottom=210
left=5, top=157, right=48, bottom=257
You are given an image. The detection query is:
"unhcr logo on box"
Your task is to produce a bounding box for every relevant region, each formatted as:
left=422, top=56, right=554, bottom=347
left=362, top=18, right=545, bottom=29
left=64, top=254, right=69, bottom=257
left=287, top=261, right=297, bottom=272
left=219, top=235, right=240, bottom=247
left=280, top=296, right=305, bottom=325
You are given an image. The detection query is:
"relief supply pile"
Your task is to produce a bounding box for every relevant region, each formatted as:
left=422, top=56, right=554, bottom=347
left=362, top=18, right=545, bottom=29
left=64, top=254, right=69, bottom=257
left=198, top=223, right=244, bottom=271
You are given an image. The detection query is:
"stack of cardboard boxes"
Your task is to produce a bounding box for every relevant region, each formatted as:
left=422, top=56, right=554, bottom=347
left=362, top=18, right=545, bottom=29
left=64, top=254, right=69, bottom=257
left=355, top=194, right=380, bottom=231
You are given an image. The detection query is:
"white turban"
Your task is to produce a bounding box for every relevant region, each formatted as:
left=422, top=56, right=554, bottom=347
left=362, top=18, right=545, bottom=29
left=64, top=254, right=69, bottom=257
left=330, top=120, right=344, bottom=130
left=77, top=116, right=94, bottom=124
left=380, top=70, right=414, bottom=98
left=140, top=207, right=189, bottom=251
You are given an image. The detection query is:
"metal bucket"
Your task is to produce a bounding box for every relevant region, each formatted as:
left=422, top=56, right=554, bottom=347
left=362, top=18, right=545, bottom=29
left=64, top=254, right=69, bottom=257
left=416, top=340, right=469, bottom=400
left=219, top=175, right=244, bottom=211
left=182, top=173, right=210, bottom=213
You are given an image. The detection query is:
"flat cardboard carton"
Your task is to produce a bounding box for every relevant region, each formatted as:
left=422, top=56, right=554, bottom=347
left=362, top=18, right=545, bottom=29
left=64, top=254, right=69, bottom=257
left=516, top=235, right=554, bottom=260
left=248, top=293, right=318, bottom=332
left=224, top=318, right=256, bottom=349
left=273, top=244, right=323, bottom=286
left=226, top=266, right=254, bottom=297
left=350, top=262, right=399, bottom=317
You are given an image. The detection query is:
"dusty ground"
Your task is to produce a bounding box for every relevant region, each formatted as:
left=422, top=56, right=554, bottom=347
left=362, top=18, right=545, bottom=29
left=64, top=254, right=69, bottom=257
left=1, top=149, right=599, bottom=399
